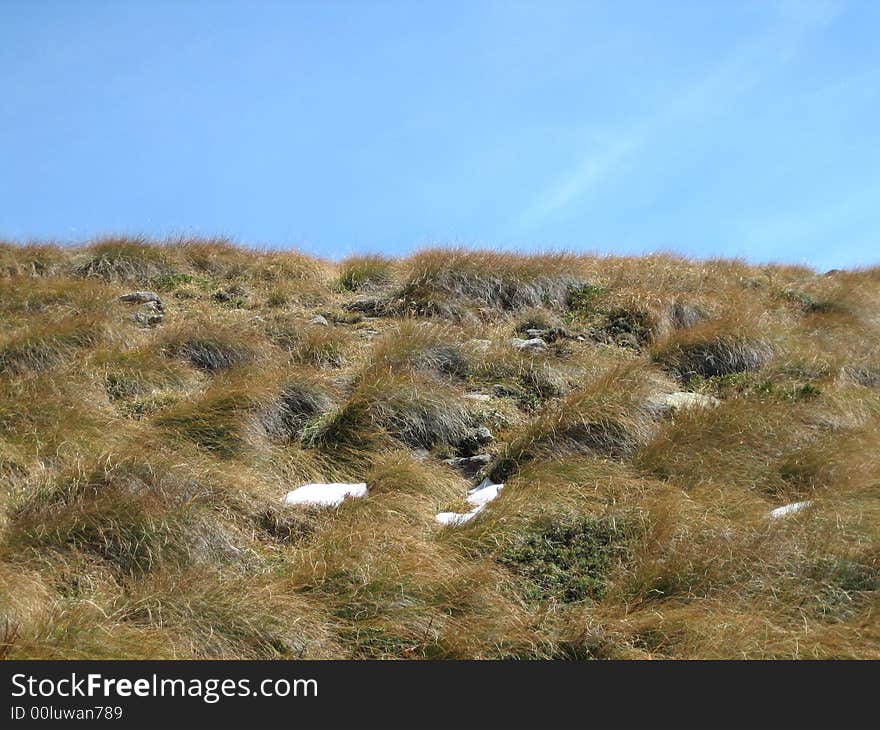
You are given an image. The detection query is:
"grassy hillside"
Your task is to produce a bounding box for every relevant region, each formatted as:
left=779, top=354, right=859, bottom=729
left=1, top=237, right=878, bottom=659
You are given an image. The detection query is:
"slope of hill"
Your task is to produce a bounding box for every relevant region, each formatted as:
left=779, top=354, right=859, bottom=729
left=1, top=238, right=878, bottom=659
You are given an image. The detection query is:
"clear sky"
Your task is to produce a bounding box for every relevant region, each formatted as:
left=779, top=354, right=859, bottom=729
left=1, top=1, right=878, bottom=269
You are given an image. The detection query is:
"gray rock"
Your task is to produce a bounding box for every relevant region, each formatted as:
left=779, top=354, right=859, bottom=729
left=133, top=301, right=164, bottom=327
left=309, top=314, right=330, bottom=327
left=615, top=332, right=640, bottom=349
left=646, top=391, right=720, bottom=416
left=119, top=291, right=164, bottom=311
left=345, top=297, right=385, bottom=316
left=525, top=327, right=568, bottom=342
left=455, top=425, right=494, bottom=456
left=471, top=425, right=493, bottom=443
left=443, top=453, right=492, bottom=477
left=511, top=337, right=547, bottom=353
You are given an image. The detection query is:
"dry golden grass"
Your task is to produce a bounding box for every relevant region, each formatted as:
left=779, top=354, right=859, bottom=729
left=0, top=239, right=877, bottom=659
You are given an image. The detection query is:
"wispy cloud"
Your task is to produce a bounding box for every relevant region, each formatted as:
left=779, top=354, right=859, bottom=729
left=509, top=0, right=844, bottom=233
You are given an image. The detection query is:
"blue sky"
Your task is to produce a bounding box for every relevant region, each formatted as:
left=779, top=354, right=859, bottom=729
left=1, top=0, right=878, bottom=269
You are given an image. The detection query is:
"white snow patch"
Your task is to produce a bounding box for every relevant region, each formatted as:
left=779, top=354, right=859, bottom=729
left=435, top=505, right=485, bottom=526
left=283, top=482, right=368, bottom=508
left=768, top=500, right=813, bottom=520
left=435, top=480, right=504, bottom=527
left=466, top=482, right=504, bottom=506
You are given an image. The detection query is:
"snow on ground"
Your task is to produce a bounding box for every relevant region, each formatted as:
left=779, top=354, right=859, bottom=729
left=466, top=481, right=504, bottom=506
left=435, top=506, right=485, bottom=526
left=283, top=482, right=368, bottom=508
left=435, top=480, right=504, bottom=527
left=768, top=500, right=813, bottom=519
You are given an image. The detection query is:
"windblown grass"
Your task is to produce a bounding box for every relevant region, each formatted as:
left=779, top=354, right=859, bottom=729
left=393, top=249, right=589, bottom=318
left=336, top=254, right=395, bottom=292
left=652, top=320, right=774, bottom=382
left=0, top=239, right=877, bottom=659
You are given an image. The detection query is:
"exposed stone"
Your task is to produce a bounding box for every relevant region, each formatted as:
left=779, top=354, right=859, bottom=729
left=455, top=425, right=494, bottom=456
left=345, top=297, right=385, bottom=316
left=511, top=337, right=547, bottom=353
left=470, top=425, right=493, bottom=444
left=443, top=453, right=492, bottom=478
left=133, top=300, right=165, bottom=327
left=119, top=291, right=164, bottom=310
left=309, top=314, right=330, bottom=327
left=646, top=391, right=720, bottom=416
left=525, top=327, right=568, bottom=342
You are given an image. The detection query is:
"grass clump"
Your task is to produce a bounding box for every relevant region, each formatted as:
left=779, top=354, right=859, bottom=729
left=0, top=242, right=70, bottom=277
left=6, top=456, right=210, bottom=575
left=310, top=373, right=476, bottom=453
left=153, top=377, right=271, bottom=456
left=160, top=325, right=259, bottom=373
left=567, top=283, right=606, bottom=315
left=652, top=323, right=773, bottom=383
left=289, top=326, right=348, bottom=369
left=336, top=255, right=394, bottom=291
left=260, top=379, right=334, bottom=443
left=121, top=569, right=342, bottom=658
left=92, top=347, right=190, bottom=402
left=71, top=237, right=175, bottom=283
left=394, top=249, right=588, bottom=318
left=489, top=365, right=668, bottom=482
left=368, top=321, right=471, bottom=379
left=0, top=317, right=107, bottom=375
